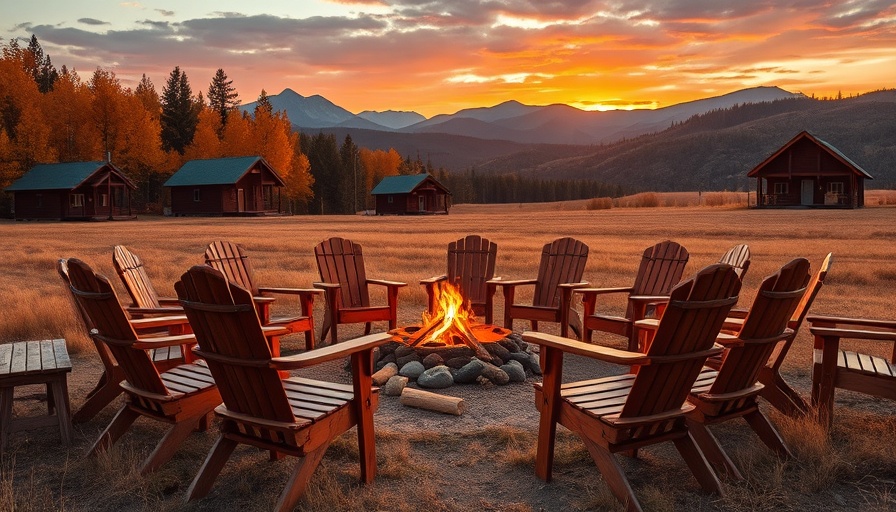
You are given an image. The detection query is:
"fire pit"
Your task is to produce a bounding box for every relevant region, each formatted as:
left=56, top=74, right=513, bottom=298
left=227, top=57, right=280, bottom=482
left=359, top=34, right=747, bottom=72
left=374, top=282, right=541, bottom=388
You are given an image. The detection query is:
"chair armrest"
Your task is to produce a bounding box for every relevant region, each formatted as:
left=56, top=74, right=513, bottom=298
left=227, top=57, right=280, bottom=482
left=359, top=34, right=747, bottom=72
left=127, top=306, right=183, bottom=316
left=157, top=297, right=181, bottom=306
left=313, top=282, right=341, bottom=290
left=130, top=315, right=190, bottom=330
left=367, top=278, right=408, bottom=288
left=420, top=275, right=448, bottom=285
left=271, top=332, right=394, bottom=370
left=808, top=315, right=896, bottom=332
left=253, top=296, right=276, bottom=304
left=523, top=331, right=651, bottom=366
left=262, top=325, right=290, bottom=338
left=258, top=287, right=322, bottom=296
left=492, top=278, right=537, bottom=288
left=557, top=281, right=590, bottom=290
left=628, top=295, right=671, bottom=305
left=575, top=286, right=633, bottom=296
left=809, top=325, right=896, bottom=342
left=132, top=333, right=197, bottom=350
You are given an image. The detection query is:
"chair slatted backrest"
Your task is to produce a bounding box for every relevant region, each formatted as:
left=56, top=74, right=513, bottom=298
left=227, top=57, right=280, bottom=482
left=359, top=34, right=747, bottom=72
left=66, top=258, right=168, bottom=395
left=58, top=258, right=118, bottom=371
left=533, top=237, right=589, bottom=308
left=767, top=252, right=833, bottom=371
left=622, top=264, right=740, bottom=418
left=315, top=237, right=371, bottom=309
left=447, top=235, right=497, bottom=306
left=628, top=241, right=689, bottom=314
left=718, top=244, right=751, bottom=280
left=113, top=245, right=163, bottom=309
left=710, top=258, right=810, bottom=395
left=177, top=266, right=295, bottom=423
left=205, top=241, right=259, bottom=296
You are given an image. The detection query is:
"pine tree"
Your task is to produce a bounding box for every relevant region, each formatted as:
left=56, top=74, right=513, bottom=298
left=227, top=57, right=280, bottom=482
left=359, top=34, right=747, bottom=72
left=160, top=66, right=199, bottom=154
left=25, top=35, right=57, bottom=93
left=134, top=74, right=160, bottom=115
left=255, top=89, right=273, bottom=116
left=207, top=68, right=239, bottom=129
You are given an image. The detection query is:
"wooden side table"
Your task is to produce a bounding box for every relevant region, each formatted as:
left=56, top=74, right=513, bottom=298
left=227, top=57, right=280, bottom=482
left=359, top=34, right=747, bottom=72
left=0, top=339, right=73, bottom=452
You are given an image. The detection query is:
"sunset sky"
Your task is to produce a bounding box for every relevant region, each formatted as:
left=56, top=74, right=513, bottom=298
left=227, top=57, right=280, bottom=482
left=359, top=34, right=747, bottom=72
left=2, top=1, right=894, bottom=117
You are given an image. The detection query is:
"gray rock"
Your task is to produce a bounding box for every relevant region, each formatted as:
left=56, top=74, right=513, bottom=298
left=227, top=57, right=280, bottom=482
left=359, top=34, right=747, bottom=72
left=481, top=363, right=510, bottom=385
left=383, top=375, right=408, bottom=396
left=506, top=351, right=531, bottom=367
left=501, top=360, right=527, bottom=383
left=453, top=358, right=486, bottom=384
left=498, top=339, right=520, bottom=353
left=422, top=353, right=444, bottom=369
left=372, top=363, right=398, bottom=386
left=378, top=341, right=401, bottom=356
left=417, top=365, right=454, bottom=389
left=399, top=361, right=426, bottom=379
left=395, top=352, right=421, bottom=367
left=394, top=345, right=417, bottom=358
left=529, top=353, right=542, bottom=375
left=430, top=346, right=475, bottom=360
left=445, top=356, right=473, bottom=369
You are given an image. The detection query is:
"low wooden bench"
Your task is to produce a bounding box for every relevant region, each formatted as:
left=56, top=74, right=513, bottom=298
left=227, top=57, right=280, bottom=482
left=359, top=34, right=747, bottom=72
left=0, top=339, right=73, bottom=452
left=808, top=315, right=896, bottom=428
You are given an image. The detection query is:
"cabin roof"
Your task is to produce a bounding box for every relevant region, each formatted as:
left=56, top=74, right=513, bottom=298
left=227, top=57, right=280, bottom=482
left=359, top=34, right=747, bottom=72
left=5, top=161, right=135, bottom=191
left=164, top=156, right=285, bottom=187
left=747, top=131, right=873, bottom=179
left=370, top=173, right=450, bottom=195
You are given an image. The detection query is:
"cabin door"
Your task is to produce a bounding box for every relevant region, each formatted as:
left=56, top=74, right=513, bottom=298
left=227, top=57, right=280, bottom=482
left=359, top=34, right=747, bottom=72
left=418, top=195, right=425, bottom=212
left=237, top=189, right=245, bottom=212
left=800, top=180, right=814, bottom=206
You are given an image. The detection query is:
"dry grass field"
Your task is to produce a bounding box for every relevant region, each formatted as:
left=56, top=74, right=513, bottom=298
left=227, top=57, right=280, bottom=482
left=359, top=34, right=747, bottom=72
left=1, top=198, right=895, bottom=511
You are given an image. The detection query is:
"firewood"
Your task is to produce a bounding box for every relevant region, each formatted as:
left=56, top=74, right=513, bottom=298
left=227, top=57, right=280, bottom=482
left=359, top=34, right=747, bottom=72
left=399, top=387, right=466, bottom=416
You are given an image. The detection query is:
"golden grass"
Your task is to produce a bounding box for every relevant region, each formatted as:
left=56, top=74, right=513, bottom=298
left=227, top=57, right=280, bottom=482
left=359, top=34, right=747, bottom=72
left=2, top=200, right=896, bottom=511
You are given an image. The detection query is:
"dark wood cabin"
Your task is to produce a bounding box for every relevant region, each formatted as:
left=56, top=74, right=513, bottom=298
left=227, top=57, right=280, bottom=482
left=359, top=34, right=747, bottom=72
left=164, top=156, right=285, bottom=216
left=749, top=131, right=872, bottom=208
left=4, top=161, right=136, bottom=220
left=371, top=173, right=451, bottom=215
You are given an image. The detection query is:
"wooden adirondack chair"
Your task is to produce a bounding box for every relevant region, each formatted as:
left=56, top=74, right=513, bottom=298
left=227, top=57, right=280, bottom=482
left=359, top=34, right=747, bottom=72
left=685, top=258, right=810, bottom=480
left=807, top=315, right=896, bottom=428
left=205, top=241, right=319, bottom=352
left=492, top=237, right=588, bottom=339
left=420, top=234, right=498, bottom=323
left=64, top=258, right=221, bottom=474
left=176, top=265, right=392, bottom=512
left=718, top=244, right=751, bottom=280
left=57, top=259, right=185, bottom=423
left=720, top=253, right=832, bottom=416
left=113, top=245, right=183, bottom=318
left=524, top=263, right=741, bottom=512
left=578, top=240, right=689, bottom=350
left=314, top=237, right=407, bottom=344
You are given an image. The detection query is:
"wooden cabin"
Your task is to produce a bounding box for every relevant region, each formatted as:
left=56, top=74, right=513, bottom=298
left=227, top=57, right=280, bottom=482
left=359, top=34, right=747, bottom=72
left=165, top=156, right=285, bottom=216
left=371, top=173, right=451, bottom=215
left=749, top=131, right=872, bottom=208
left=4, top=161, right=136, bottom=220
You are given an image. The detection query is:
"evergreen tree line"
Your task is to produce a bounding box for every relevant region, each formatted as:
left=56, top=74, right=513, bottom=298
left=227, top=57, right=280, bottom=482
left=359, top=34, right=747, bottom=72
left=436, top=169, right=624, bottom=204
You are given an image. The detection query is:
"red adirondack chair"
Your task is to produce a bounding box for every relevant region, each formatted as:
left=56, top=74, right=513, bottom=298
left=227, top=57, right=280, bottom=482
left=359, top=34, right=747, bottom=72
left=314, top=237, right=406, bottom=344
left=492, top=237, right=589, bottom=338
left=420, top=234, right=498, bottom=323
left=524, top=263, right=741, bottom=512
left=578, top=240, right=689, bottom=350
left=65, top=258, right=220, bottom=474
left=176, top=265, right=392, bottom=511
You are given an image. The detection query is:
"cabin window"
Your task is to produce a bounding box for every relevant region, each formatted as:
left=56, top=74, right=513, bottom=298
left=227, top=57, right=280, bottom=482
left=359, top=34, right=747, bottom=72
left=387, top=195, right=394, bottom=204
left=773, top=182, right=788, bottom=195
left=100, top=194, right=108, bottom=207
left=828, top=182, right=844, bottom=195
left=193, top=189, right=201, bottom=202
left=70, top=193, right=84, bottom=207
left=36, top=194, right=42, bottom=208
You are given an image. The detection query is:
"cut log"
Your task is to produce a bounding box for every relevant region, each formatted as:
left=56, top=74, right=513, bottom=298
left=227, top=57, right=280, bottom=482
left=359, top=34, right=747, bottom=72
left=399, top=387, right=466, bottom=416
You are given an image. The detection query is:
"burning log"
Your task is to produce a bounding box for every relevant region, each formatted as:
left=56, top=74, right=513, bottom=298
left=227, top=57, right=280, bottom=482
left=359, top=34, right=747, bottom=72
left=400, top=387, right=466, bottom=415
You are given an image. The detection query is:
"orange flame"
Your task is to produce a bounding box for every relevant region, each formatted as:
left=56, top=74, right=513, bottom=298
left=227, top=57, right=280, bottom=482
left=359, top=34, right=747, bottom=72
left=421, top=281, right=477, bottom=344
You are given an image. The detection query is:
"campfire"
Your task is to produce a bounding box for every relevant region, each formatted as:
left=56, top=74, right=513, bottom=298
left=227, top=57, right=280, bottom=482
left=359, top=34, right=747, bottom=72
left=390, top=282, right=510, bottom=359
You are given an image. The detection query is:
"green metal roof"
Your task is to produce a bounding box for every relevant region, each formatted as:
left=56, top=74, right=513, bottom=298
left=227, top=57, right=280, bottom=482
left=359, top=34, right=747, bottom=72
left=371, top=173, right=444, bottom=195
left=5, top=161, right=112, bottom=191
left=164, top=156, right=284, bottom=187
